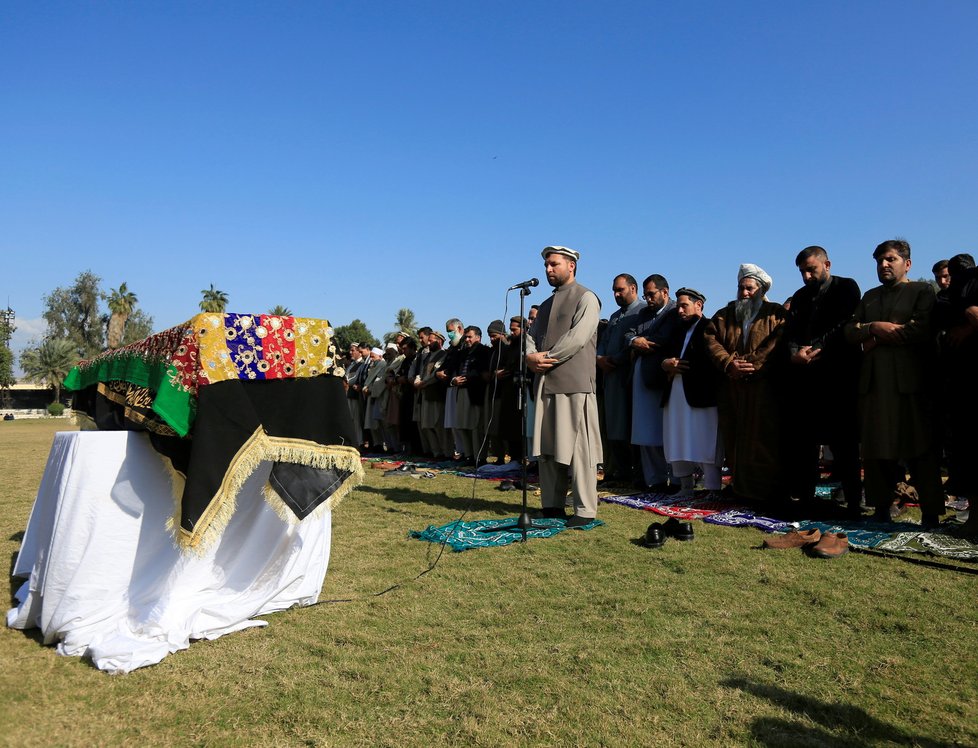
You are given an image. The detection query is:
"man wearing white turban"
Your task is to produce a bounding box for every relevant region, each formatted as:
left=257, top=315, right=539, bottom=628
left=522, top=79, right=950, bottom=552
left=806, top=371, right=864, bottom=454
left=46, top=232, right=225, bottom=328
left=704, top=263, right=789, bottom=506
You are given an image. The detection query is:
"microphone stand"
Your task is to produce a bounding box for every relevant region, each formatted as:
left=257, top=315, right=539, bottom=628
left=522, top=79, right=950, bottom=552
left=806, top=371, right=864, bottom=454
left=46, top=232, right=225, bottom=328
left=480, top=284, right=546, bottom=540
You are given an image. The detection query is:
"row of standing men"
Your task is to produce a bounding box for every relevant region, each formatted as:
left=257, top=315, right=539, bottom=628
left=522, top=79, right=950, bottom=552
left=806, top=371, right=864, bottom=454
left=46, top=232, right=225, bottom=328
left=594, top=240, right=977, bottom=532
left=340, top=241, right=978, bottom=533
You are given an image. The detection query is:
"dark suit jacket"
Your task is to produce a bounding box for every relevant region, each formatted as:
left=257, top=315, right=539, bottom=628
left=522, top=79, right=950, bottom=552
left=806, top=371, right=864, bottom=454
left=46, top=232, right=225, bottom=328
left=457, top=342, right=491, bottom=403
left=786, top=275, right=860, bottom=367
left=626, top=302, right=680, bottom=391
left=661, top=317, right=718, bottom=408
left=785, top=274, right=861, bottom=406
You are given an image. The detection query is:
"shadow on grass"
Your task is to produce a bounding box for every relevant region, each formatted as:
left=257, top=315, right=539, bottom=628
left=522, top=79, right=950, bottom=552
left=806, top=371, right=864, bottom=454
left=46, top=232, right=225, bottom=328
left=723, top=677, right=962, bottom=747
left=9, top=531, right=24, bottom=542
left=8, top=549, right=24, bottom=606
left=357, top=483, right=525, bottom=516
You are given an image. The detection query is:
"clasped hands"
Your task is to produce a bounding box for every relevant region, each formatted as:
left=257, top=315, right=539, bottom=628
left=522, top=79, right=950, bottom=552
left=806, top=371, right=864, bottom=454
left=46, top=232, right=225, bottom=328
left=527, top=351, right=559, bottom=373
left=726, top=358, right=756, bottom=380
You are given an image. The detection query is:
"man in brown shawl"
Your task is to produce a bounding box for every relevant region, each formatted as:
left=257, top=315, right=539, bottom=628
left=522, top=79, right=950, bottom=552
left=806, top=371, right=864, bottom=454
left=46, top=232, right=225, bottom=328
left=704, top=263, right=788, bottom=506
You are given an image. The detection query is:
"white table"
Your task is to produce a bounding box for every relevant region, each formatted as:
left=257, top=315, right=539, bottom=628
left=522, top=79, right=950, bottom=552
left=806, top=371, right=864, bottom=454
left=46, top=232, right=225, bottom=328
left=7, top=431, right=332, bottom=673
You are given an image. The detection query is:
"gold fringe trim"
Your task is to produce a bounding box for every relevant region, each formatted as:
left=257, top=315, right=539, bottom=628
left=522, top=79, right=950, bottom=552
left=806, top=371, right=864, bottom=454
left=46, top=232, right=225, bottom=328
left=158, top=455, right=187, bottom=536
left=173, top=429, right=364, bottom=553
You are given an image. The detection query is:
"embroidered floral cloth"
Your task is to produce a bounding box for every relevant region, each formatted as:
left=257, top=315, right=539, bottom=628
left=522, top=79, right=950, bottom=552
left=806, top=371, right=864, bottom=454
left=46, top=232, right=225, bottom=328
left=64, top=313, right=362, bottom=549
left=66, top=313, right=339, bottom=437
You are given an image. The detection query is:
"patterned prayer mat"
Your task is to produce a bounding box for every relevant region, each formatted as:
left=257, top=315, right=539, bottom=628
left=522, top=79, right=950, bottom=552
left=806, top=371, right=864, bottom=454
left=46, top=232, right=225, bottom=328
left=704, top=510, right=794, bottom=533
left=602, top=493, right=789, bottom=532
left=601, top=493, right=675, bottom=511
left=409, top=516, right=603, bottom=551
left=796, top=520, right=978, bottom=561
left=601, top=492, right=755, bottom=521
left=650, top=499, right=746, bottom=520
left=877, top=531, right=978, bottom=561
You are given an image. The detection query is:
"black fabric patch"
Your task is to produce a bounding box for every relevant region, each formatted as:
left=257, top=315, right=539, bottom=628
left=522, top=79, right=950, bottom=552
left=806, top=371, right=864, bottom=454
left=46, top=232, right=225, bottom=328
left=269, top=462, right=354, bottom=519
left=180, top=376, right=356, bottom=533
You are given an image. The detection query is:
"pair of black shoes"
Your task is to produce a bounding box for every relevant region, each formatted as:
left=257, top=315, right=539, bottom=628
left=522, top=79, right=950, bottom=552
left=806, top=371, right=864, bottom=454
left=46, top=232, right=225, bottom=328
left=642, top=518, right=695, bottom=548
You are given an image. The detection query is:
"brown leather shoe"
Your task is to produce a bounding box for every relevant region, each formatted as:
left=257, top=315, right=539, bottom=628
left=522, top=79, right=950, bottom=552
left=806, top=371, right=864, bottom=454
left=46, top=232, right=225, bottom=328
left=762, top=528, right=821, bottom=549
left=808, top=532, right=850, bottom=559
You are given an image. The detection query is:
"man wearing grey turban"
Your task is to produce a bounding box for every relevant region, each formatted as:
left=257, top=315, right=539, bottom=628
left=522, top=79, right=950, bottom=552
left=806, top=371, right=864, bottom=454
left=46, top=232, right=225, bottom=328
left=704, top=263, right=789, bottom=507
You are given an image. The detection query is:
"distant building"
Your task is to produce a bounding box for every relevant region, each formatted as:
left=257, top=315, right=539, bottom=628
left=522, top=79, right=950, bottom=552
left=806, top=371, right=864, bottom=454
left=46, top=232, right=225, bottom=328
left=1, top=381, right=71, bottom=416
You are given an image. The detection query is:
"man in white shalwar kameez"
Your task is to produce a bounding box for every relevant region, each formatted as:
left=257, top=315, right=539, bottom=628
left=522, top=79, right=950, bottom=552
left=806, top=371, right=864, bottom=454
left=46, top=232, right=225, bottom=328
left=661, top=289, right=723, bottom=497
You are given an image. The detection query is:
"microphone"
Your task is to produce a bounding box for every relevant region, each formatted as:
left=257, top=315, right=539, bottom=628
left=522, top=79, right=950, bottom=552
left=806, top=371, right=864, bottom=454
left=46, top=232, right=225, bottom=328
left=508, top=278, right=539, bottom=291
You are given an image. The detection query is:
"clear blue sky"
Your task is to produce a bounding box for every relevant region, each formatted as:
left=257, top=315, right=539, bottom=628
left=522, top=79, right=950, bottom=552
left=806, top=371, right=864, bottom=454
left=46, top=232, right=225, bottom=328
left=3, top=1, right=977, bottom=364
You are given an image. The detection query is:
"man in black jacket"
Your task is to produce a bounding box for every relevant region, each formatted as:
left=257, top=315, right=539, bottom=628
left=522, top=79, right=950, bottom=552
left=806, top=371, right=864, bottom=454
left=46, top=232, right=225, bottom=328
left=661, top=288, right=723, bottom=497
left=784, top=246, right=862, bottom=517
left=453, top=325, right=492, bottom=465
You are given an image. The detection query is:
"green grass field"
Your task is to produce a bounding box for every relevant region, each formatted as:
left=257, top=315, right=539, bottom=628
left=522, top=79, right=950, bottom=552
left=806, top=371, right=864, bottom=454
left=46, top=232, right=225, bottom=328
left=2, top=419, right=976, bottom=747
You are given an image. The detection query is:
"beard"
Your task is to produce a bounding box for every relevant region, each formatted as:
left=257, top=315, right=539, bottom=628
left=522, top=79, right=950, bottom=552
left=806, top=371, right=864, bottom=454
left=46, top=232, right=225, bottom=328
left=734, top=296, right=764, bottom=324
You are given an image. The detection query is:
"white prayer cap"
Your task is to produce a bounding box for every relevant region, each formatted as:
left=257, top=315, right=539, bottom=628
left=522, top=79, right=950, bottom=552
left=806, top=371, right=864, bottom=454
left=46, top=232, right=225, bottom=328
left=541, top=246, right=580, bottom=261
left=370, top=347, right=384, bottom=356
left=738, top=263, right=773, bottom=292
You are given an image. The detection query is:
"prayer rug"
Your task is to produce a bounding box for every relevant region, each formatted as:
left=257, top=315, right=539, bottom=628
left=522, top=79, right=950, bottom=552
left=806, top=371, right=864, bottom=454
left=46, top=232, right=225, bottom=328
left=876, top=531, right=978, bottom=561
left=476, top=462, right=522, bottom=477
left=795, top=520, right=978, bottom=560
left=703, top=510, right=794, bottom=533
left=409, top=516, right=603, bottom=552
left=649, top=498, right=744, bottom=520
left=601, top=492, right=754, bottom=521
left=600, top=493, right=675, bottom=511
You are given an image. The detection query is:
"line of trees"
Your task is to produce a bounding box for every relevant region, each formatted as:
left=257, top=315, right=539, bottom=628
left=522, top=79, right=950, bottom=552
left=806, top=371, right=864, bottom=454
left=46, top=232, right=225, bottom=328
left=19, top=271, right=155, bottom=403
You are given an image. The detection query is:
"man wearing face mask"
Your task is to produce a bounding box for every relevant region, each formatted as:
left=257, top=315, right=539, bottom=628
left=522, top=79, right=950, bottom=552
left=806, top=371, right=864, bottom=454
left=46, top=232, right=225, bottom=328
left=704, top=264, right=788, bottom=506
left=784, top=246, right=862, bottom=517
left=439, top=318, right=467, bottom=460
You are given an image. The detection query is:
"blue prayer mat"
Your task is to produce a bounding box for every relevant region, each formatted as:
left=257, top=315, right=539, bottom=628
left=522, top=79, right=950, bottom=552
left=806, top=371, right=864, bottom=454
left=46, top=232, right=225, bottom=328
left=796, top=520, right=897, bottom=549
left=409, top=516, right=604, bottom=552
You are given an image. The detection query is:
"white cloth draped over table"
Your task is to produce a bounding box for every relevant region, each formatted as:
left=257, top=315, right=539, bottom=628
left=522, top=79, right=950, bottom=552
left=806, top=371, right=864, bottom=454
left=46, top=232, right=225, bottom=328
left=7, top=431, right=332, bottom=674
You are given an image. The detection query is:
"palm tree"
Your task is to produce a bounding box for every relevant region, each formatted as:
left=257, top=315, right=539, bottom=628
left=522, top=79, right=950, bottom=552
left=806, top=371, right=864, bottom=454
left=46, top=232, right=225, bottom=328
left=106, top=282, right=138, bottom=349
left=200, top=284, right=229, bottom=313
left=20, top=339, right=79, bottom=404
left=267, top=305, right=293, bottom=316
left=383, top=308, right=417, bottom=343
